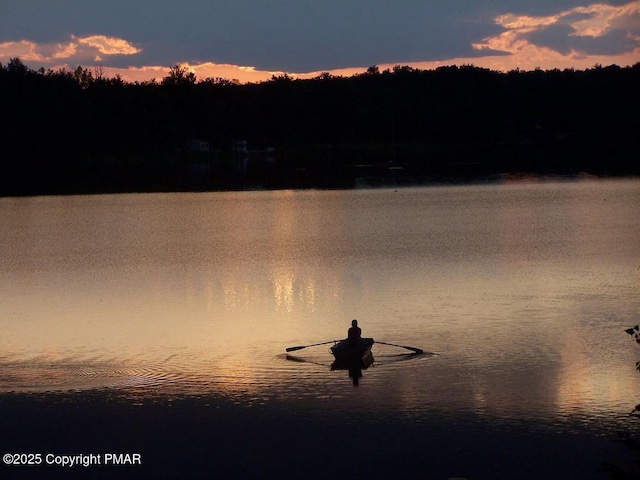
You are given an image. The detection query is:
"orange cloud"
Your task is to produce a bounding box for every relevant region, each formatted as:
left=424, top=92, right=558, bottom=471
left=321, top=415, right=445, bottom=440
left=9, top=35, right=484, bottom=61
left=75, top=35, right=141, bottom=56
left=477, top=1, right=640, bottom=51
left=95, top=62, right=287, bottom=84
left=0, top=39, right=78, bottom=62
left=184, top=61, right=287, bottom=83
left=469, top=0, right=640, bottom=70
left=0, top=35, right=139, bottom=64
left=0, top=40, right=39, bottom=60
left=495, top=13, right=559, bottom=31
left=571, top=2, right=640, bottom=37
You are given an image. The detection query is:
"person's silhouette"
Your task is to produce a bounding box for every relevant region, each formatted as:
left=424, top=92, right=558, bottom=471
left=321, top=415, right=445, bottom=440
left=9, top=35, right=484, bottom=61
left=347, top=319, right=362, bottom=347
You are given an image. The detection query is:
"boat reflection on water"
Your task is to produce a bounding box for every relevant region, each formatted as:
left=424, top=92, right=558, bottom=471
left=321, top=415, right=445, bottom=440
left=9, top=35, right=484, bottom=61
left=285, top=351, right=374, bottom=386
left=330, top=351, right=374, bottom=386
left=330, top=350, right=427, bottom=386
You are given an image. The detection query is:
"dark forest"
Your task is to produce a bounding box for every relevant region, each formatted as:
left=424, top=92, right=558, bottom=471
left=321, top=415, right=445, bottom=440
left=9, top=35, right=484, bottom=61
left=1, top=58, right=639, bottom=196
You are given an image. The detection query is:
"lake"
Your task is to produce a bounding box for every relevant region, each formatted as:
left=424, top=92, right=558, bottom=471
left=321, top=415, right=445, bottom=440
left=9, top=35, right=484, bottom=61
left=1, top=177, right=639, bottom=479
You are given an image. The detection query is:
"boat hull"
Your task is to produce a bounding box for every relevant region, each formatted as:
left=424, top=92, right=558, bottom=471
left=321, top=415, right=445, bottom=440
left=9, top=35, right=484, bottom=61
left=330, top=337, right=374, bottom=368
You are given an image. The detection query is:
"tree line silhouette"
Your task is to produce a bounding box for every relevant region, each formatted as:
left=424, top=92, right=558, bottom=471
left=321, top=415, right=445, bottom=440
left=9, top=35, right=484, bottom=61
left=1, top=58, right=639, bottom=196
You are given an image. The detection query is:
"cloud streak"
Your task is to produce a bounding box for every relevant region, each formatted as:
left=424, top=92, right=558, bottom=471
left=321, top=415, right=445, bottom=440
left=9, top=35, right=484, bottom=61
left=76, top=35, right=141, bottom=57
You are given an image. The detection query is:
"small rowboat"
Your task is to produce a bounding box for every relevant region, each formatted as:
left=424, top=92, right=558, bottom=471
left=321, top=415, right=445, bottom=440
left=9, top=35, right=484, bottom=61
left=285, top=336, right=424, bottom=386
left=330, top=337, right=374, bottom=368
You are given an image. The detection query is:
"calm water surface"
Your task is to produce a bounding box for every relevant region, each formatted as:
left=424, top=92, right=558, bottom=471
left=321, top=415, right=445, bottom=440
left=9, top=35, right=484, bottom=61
left=2, top=178, right=639, bottom=434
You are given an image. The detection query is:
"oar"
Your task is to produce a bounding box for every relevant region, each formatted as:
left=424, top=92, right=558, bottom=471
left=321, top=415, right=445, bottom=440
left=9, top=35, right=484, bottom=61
left=286, top=340, right=337, bottom=352
left=375, top=341, right=424, bottom=354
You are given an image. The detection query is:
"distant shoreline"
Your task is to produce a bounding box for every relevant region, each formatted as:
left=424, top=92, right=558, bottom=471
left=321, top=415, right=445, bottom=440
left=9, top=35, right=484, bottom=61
left=2, top=170, right=638, bottom=199
left=3, top=60, right=638, bottom=198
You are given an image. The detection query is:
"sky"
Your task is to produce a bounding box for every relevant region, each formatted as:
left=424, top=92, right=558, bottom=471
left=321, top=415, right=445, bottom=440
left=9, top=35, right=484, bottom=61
left=1, top=0, right=639, bottom=83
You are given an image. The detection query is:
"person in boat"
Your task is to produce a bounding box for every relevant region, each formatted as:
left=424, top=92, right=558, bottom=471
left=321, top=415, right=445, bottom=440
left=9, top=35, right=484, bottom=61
left=347, top=319, right=362, bottom=347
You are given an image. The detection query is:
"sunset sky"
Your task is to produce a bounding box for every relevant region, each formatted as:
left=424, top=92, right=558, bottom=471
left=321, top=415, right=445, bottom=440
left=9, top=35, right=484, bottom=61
left=1, top=0, right=639, bottom=83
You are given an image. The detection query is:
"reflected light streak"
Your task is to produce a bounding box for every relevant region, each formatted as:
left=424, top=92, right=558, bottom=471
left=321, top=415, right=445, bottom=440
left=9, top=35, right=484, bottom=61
left=269, top=190, right=318, bottom=316
left=269, top=266, right=322, bottom=315
left=555, top=328, right=631, bottom=418
left=304, top=278, right=316, bottom=312
left=223, top=281, right=240, bottom=311
left=273, top=272, right=294, bottom=313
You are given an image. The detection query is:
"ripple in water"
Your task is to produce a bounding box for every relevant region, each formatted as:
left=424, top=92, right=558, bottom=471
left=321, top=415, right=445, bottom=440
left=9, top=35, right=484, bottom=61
left=0, top=357, right=185, bottom=394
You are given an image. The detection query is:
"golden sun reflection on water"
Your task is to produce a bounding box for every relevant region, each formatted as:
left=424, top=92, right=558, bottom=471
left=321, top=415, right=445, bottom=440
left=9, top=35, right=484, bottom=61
left=272, top=270, right=295, bottom=313
left=555, top=326, right=638, bottom=419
